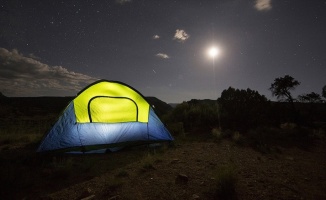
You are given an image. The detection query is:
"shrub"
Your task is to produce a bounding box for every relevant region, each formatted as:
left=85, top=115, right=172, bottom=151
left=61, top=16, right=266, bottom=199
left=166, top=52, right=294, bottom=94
left=211, top=128, right=233, bottom=141
left=169, top=100, right=219, bottom=132
left=213, top=165, right=237, bottom=199
left=218, top=87, right=271, bottom=131
left=166, top=122, right=184, bottom=136
left=232, top=131, right=245, bottom=146
left=222, top=129, right=233, bottom=139
left=139, top=154, right=157, bottom=173
left=247, top=127, right=279, bottom=153
left=211, top=128, right=222, bottom=141
left=247, top=126, right=316, bottom=152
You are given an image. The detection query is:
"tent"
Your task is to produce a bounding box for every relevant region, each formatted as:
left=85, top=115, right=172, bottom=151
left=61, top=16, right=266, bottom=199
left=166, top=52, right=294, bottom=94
left=37, top=80, right=173, bottom=153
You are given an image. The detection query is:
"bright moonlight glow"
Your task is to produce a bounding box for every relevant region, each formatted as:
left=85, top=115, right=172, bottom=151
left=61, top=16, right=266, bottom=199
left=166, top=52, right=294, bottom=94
left=208, top=47, right=220, bottom=58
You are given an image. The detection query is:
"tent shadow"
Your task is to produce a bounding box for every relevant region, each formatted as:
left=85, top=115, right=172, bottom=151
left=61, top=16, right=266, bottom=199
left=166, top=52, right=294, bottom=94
left=0, top=144, right=151, bottom=200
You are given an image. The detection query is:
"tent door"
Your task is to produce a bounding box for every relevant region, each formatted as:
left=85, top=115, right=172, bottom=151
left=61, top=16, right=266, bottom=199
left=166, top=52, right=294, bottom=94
left=88, top=96, right=138, bottom=123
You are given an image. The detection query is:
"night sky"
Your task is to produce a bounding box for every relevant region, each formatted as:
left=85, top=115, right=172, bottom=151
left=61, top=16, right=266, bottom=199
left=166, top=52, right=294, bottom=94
left=1, top=0, right=325, bottom=103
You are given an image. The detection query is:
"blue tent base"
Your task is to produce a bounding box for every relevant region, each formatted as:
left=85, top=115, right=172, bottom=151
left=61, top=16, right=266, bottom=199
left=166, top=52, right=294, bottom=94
left=38, top=140, right=174, bottom=154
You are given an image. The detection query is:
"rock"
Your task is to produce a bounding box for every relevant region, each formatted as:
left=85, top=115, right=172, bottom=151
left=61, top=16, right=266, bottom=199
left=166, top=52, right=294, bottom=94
left=175, top=173, right=188, bottom=185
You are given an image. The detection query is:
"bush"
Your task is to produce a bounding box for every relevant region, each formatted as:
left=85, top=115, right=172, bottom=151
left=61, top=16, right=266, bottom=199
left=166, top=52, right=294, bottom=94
left=222, top=129, right=233, bottom=139
left=232, top=131, right=245, bottom=146
left=247, top=126, right=316, bottom=152
left=169, top=100, right=219, bottom=132
left=166, top=122, right=184, bottom=136
left=139, top=154, right=157, bottom=173
left=213, top=165, right=237, bottom=199
left=211, top=128, right=222, bottom=141
left=247, top=127, right=280, bottom=153
left=218, top=87, right=271, bottom=131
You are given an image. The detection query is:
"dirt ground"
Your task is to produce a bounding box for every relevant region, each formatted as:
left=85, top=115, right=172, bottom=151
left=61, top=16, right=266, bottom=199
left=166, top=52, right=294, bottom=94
left=43, top=138, right=326, bottom=200
left=1, top=97, right=326, bottom=199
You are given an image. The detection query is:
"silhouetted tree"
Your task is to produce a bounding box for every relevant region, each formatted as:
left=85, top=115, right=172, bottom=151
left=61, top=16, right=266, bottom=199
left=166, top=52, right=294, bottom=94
left=269, top=75, right=300, bottom=103
left=298, top=92, right=322, bottom=103
left=270, top=75, right=301, bottom=119
left=218, top=87, right=270, bottom=131
left=322, top=85, right=326, bottom=100
left=298, top=92, right=324, bottom=123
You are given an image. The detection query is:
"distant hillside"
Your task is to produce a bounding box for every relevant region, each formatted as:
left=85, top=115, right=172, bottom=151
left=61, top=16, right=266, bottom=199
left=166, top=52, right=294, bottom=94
left=169, top=103, right=179, bottom=108
left=168, top=99, right=216, bottom=108
left=188, top=99, right=217, bottom=105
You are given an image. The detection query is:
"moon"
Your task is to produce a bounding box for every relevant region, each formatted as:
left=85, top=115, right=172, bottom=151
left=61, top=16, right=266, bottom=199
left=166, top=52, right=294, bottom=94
left=208, top=46, right=220, bottom=58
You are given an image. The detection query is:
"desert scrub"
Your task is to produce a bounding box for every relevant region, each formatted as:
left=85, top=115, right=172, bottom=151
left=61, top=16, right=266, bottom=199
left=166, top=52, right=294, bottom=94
left=166, top=122, right=184, bottom=136
left=213, top=164, right=237, bottom=200
left=139, top=154, right=158, bottom=173
left=211, top=128, right=222, bottom=141
left=212, top=128, right=235, bottom=142
left=232, top=131, right=245, bottom=146
left=247, top=127, right=279, bottom=153
left=148, top=142, right=169, bottom=155
left=248, top=126, right=316, bottom=151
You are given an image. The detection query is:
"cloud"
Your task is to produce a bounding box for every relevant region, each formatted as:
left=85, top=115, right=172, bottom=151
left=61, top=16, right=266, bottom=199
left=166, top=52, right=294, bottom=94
left=116, top=0, right=132, bottom=5
left=152, top=35, right=160, bottom=39
left=255, top=0, right=272, bottom=11
left=0, top=48, right=98, bottom=97
left=28, top=53, right=41, bottom=60
left=156, top=53, right=170, bottom=59
left=173, top=29, right=190, bottom=42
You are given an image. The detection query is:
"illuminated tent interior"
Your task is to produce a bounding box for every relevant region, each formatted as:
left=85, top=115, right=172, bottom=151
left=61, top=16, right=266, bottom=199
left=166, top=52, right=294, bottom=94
left=37, top=80, right=173, bottom=153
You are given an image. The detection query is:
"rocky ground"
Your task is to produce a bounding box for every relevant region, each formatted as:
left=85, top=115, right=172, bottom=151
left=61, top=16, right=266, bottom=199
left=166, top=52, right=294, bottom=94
left=45, top=139, right=326, bottom=200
